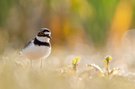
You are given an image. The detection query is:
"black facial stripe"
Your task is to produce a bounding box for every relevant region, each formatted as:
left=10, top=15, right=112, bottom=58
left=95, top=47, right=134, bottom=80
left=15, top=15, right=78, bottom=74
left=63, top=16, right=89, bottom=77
left=34, top=38, right=50, bottom=47
left=38, top=34, right=51, bottom=38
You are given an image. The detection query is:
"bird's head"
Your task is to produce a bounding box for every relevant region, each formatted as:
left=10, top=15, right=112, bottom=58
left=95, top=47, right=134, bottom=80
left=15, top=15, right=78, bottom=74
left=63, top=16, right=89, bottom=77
left=36, top=28, right=51, bottom=42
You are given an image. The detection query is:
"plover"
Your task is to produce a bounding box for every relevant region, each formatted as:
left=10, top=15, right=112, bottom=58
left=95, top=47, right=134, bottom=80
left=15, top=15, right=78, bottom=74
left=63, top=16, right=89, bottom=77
left=21, top=28, right=51, bottom=67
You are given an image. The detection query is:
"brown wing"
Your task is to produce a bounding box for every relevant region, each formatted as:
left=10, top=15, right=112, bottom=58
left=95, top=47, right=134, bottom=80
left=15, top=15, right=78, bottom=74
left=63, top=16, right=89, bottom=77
left=23, top=40, right=32, bottom=49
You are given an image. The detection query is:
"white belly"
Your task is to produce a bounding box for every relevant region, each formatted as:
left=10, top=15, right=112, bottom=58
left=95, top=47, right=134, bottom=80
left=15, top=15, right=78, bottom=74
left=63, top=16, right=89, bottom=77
left=22, top=45, right=51, bottom=60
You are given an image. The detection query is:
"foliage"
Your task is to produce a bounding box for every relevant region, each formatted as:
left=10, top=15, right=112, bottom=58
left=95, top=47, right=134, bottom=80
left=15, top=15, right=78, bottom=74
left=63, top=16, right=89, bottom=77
left=0, top=0, right=14, bottom=26
left=0, top=52, right=135, bottom=89
left=72, top=56, right=81, bottom=71
left=85, top=0, right=120, bottom=47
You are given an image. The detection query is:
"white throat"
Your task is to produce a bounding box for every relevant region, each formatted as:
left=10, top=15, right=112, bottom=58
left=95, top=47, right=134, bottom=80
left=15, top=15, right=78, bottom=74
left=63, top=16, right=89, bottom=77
left=36, top=36, right=50, bottom=42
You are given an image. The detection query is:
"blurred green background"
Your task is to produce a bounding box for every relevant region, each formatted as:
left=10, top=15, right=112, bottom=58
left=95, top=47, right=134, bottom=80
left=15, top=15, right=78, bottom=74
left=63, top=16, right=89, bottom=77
left=0, top=0, right=135, bottom=52
left=1, top=1, right=135, bottom=89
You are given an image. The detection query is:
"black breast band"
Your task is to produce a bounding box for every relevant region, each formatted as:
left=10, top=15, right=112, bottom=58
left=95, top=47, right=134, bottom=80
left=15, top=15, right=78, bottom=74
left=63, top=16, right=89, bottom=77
left=34, top=38, right=50, bottom=47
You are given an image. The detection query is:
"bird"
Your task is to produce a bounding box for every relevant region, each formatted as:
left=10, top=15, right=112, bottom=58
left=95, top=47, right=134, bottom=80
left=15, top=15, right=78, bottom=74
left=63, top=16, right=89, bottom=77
left=21, top=28, right=51, bottom=67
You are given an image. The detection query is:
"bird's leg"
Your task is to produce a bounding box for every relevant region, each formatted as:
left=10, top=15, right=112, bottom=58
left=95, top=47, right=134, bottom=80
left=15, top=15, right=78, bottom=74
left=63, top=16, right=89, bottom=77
left=30, top=60, right=33, bottom=68
left=40, top=59, right=43, bottom=68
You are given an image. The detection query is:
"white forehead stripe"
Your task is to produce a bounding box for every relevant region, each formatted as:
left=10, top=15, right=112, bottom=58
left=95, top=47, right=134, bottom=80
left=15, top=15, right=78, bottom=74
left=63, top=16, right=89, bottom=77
left=45, top=32, right=51, bottom=35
